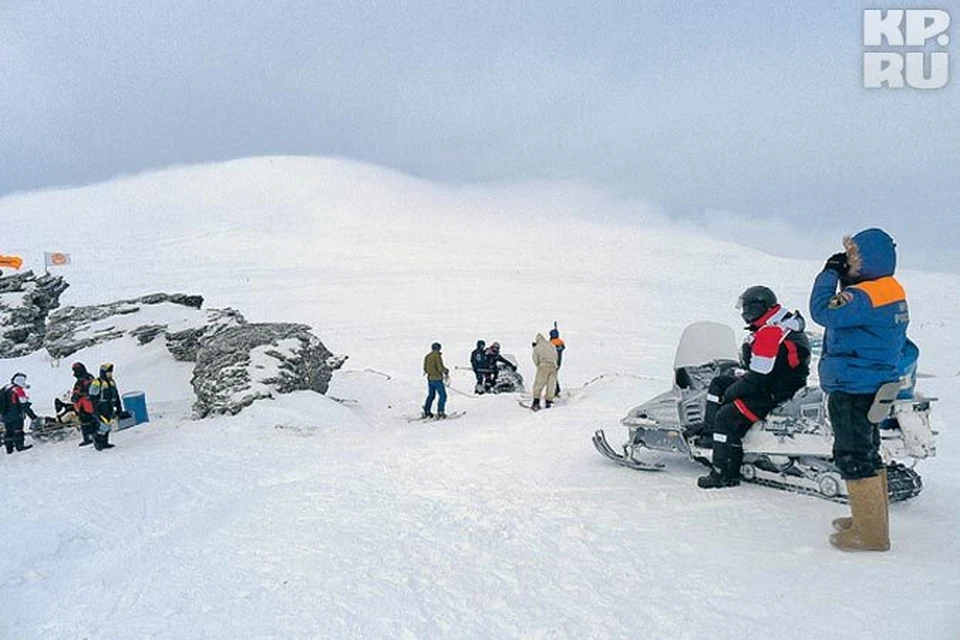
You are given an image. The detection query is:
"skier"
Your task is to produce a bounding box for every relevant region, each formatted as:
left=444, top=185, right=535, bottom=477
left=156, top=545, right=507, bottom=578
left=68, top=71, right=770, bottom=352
left=70, top=362, right=98, bottom=447
left=422, top=342, right=449, bottom=419
left=549, top=326, right=565, bottom=397
left=483, top=342, right=517, bottom=392
left=470, top=340, right=488, bottom=394
left=1, top=372, right=37, bottom=454
left=696, top=286, right=811, bottom=489
left=530, top=333, right=559, bottom=410
left=88, top=363, right=122, bottom=450
left=810, top=228, right=907, bottom=552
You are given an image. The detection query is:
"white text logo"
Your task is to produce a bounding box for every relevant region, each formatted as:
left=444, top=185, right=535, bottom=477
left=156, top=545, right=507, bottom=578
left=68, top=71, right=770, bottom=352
left=863, top=9, right=951, bottom=89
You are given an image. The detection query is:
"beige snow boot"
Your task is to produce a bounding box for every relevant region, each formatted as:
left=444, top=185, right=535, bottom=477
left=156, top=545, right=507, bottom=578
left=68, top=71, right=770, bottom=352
left=829, top=474, right=890, bottom=552
left=832, top=467, right=888, bottom=532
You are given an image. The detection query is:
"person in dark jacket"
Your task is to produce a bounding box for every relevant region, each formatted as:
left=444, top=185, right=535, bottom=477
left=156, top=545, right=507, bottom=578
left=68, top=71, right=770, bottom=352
left=2, top=372, right=37, bottom=454
left=810, top=228, right=908, bottom=552
left=482, top=342, right=517, bottom=392
left=697, top=286, right=811, bottom=489
left=470, top=340, right=489, bottom=394
left=88, top=363, right=121, bottom=450
left=549, top=327, right=565, bottom=397
left=422, top=343, right=449, bottom=419
left=70, top=362, right=98, bottom=447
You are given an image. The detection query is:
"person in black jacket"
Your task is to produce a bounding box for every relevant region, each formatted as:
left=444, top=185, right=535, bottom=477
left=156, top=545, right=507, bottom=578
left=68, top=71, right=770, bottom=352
left=483, top=342, right=517, bottom=393
left=470, top=340, right=489, bottom=394
left=2, top=372, right=37, bottom=454
left=697, top=286, right=811, bottom=489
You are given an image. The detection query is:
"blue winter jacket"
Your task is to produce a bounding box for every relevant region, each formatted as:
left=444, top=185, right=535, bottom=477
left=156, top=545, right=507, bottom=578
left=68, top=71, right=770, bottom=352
left=809, top=228, right=909, bottom=394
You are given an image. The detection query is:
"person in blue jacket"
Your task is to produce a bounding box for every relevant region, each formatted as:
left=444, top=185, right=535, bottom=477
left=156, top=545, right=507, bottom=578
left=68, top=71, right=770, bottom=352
left=809, top=228, right=908, bottom=552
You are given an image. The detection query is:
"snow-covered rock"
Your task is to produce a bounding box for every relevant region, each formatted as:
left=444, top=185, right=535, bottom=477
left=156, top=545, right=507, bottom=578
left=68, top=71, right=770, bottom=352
left=191, top=323, right=347, bottom=417
left=0, top=270, right=69, bottom=358
left=44, top=293, right=245, bottom=360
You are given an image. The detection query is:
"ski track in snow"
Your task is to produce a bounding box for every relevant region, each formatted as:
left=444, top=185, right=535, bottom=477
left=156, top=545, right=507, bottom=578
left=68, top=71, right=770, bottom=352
left=2, top=157, right=959, bottom=639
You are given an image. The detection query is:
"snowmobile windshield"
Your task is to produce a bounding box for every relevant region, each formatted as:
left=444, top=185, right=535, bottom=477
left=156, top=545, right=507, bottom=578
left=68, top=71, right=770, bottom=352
left=672, top=322, right=739, bottom=370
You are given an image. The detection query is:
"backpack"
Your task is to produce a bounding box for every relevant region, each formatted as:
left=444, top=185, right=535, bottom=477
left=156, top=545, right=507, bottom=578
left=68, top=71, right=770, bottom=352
left=0, top=385, right=12, bottom=414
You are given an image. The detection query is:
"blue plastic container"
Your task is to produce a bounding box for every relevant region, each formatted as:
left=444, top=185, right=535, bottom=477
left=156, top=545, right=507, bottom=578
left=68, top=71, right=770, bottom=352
left=122, top=391, right=150, bottom=425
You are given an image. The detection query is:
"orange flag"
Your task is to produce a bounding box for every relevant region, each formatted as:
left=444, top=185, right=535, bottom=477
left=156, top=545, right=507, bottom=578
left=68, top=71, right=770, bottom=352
left=0, top=255, right=23, bottom=270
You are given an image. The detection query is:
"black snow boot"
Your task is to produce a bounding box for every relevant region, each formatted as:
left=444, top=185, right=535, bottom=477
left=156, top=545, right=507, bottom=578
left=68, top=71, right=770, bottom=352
left=697, top=470, right=741, bottom=489
left=544, top=400, right=553, bottom=409
left=697, top=440, right=742, bottom=489
left=98, top=432, right=115, bottom=450
left=531, top=398, right=541, bottom=411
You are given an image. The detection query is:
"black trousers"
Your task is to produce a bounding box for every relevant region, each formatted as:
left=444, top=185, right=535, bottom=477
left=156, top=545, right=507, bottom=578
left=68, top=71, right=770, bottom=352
left=4, top=418, right=29, bottom=452
left=79, top=413, right=98, bottom=442
left=705, top=376, right=778, bottom=479
left=828, top=391, right=883, bottom=480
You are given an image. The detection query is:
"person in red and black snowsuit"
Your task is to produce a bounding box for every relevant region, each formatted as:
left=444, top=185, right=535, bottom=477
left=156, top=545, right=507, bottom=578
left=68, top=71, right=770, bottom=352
left=697, top=286, right=811, bottom=489
left=2, top=373, right=37, bottom=454
left=70, top=362, right=98, bottom=447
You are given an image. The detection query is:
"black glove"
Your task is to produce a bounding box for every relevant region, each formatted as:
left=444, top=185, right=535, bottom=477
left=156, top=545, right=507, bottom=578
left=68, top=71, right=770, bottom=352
left=823, top=252, right=849, bottom=275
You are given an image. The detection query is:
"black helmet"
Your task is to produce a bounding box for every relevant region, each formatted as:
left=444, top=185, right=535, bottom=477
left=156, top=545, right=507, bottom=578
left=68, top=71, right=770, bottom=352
left=476, top=340, right=485, bottom=348
left=72, top=362, right=88, bottom=377
left=737, top=286, right=777, bottom=324
left=431, top=342, right=442, bottom=351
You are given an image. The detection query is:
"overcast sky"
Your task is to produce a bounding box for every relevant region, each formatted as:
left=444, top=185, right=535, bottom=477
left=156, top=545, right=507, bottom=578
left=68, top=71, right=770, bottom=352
left=2, top=1, right=958, bottom=271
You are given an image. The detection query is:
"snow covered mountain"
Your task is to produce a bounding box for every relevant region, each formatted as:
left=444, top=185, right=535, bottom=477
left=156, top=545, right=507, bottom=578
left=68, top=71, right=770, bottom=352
left=2, top=157, right=958, bottom=639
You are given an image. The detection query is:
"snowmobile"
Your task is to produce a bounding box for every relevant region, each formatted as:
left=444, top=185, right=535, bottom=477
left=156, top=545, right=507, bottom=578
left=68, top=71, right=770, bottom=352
left=476, top=354, right=525, bottom=395
left=593, top=321, right=937, bottom=502
left=27, top=397, right=81, bottom=443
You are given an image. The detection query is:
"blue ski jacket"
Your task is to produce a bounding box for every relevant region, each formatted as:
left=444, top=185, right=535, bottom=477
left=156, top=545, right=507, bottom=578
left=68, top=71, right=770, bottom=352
left=809, top=228, right=909, bottom=394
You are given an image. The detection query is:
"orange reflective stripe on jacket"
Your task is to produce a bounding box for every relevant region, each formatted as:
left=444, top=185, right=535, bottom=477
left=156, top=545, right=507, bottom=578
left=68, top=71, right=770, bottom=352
left=850, top=276, right=905, bottom=308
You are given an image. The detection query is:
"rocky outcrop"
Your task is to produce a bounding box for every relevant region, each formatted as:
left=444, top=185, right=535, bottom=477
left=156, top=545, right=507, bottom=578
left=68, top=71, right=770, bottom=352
left=0, top=271, right=69, bottom=358
left=2, top=277, right=347, bottom=419
left=191, top=323, right=347, bottom=418
left=44, top=293, right=245, bottom=360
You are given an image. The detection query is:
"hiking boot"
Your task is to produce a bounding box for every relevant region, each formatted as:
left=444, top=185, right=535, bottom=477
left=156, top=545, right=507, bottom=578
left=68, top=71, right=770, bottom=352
left=531, top=398, right=541, bottom=411
left=421, top=411, right=434, bottom=419
left=544, top=400, right=553, bottom=409
left=436, top=412, right=447, bottom=419
left=697, top=470, right=740, bottom=489
left=79, top=439, right=93, bottom=447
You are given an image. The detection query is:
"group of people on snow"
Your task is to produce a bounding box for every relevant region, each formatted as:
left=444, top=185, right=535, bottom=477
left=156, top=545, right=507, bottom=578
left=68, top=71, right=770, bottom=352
left=691, top=227, right=909, bottom=552
left=469, top=340, right=517, bottom=395
left=424, top=326, right=567, bottom=418
left=1, top=362, right=123, bottom=455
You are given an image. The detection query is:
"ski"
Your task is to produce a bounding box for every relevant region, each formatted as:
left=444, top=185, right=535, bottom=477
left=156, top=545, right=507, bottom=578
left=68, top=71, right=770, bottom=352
left=592, top=429, right=665, bottom=471
left=404, top=410, right=466, bottom=423
left=518, top=399, right=561, bottom=410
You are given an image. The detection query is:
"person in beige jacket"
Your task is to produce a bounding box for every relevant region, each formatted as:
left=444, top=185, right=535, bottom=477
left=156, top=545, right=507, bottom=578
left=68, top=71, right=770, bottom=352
left=530, top=333, right=559, bottom=411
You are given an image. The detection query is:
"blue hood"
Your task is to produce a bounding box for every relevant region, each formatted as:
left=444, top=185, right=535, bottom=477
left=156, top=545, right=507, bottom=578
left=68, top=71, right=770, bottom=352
left=849, top=228, right=897, bottom=281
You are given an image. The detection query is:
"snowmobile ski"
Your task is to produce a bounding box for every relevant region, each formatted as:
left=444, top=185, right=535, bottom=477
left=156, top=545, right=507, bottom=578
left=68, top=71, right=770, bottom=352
left=592, top=429, right=665, bottom=471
